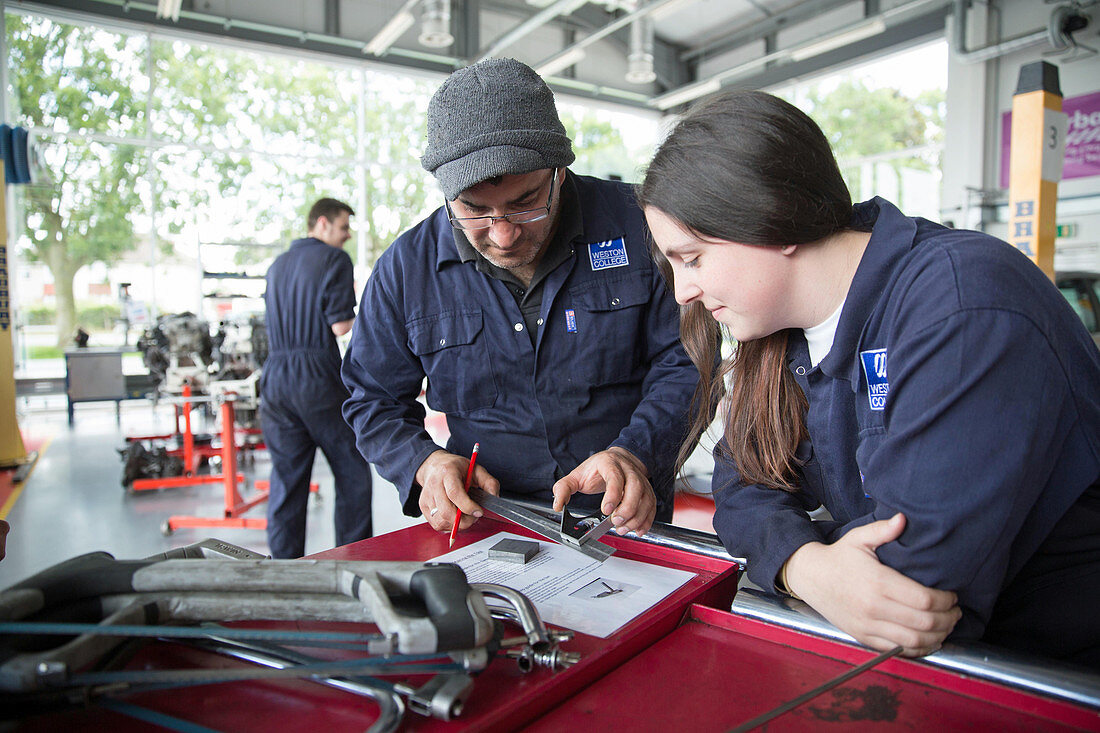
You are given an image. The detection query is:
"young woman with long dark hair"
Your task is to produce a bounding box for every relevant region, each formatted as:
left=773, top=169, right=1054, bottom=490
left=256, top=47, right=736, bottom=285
left=640, top=90, right=1100, bottom=667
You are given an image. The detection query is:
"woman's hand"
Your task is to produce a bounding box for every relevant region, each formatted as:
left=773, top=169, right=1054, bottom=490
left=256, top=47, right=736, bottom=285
left=784, top=513, right=962, bottom=657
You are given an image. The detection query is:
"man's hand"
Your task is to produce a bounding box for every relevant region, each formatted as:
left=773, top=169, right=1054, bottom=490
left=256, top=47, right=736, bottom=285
left=415, top=450, right=500, bottom=533
left=551, top=447, right=656, bottom=536
left=784, top=513, right=962, bottom=657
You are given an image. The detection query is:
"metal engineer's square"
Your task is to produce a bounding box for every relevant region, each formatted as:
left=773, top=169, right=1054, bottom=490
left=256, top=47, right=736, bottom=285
left=488, top=538, right=540, bottom=564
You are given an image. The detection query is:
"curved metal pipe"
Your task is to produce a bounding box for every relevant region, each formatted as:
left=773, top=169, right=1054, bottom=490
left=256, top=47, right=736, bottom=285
left=950, top=0, right=1049, bottom=64
left=193, top=637, right=406, bottom=733
left=470, top=582, right=550, bottom=647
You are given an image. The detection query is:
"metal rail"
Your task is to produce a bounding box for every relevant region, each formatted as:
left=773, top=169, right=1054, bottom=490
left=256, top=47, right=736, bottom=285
left=731, top=588, right=1100, bottom=710
left=508, top=499, right=1100, bottom=709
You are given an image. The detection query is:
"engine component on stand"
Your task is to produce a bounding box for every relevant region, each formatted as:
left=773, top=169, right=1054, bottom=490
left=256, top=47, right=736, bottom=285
left=117, top=441, right=185, bottom=487
left=209, top=314, right=265, bottom=430
left=137, top=312, right=215, bottom=394
left=211, top=314, right=268, bottom=382
left=137, top=312, right=266, bottom=428
left=125, top=310, right=268, bottom=490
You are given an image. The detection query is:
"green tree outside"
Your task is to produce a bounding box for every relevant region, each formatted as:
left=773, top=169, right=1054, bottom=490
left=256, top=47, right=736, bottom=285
left=561, top=106, right=650, bottom=183
left=789, top=79, right=945, bottom=208
left=7, top=15, right=148, bottom=346
left=6, top=10, right=661, bottom=351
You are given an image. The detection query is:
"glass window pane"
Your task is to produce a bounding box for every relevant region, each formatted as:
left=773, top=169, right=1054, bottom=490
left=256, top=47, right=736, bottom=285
left=6, top=14, right=147, bottom=136
left=359, top=71, right=437, bottom=264
left=13, top=134, right=148, bottom=350
left=558, top=103, right=659, bottom=183
left=772, top=41, right=946, bottom=221
left=151, top=38, right=359, bottom=159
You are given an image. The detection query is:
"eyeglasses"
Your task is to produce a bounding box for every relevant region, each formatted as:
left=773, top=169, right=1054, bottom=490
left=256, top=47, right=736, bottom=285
left=447, top=169, right=558, bottom=231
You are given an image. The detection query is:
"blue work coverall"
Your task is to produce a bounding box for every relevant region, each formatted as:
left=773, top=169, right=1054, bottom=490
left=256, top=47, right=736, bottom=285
left=341, top=173, right=698, bottom=520
left=714, top=198, right=1100, bottom=666
left=262, top=237, right=373, bottom=558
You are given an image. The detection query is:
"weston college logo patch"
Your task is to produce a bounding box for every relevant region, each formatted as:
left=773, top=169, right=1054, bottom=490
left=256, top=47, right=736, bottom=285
left=587, top=237, right=629, bottom=271
left=859, top=348, right=889, bottom=411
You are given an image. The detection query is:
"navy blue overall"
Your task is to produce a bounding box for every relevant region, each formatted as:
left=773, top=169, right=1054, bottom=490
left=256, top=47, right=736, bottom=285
left=341, top=173, right=698, bottom=520
left=262, top=237, right=372, bottom=558
left=712, top=199, right=1100, bottom=667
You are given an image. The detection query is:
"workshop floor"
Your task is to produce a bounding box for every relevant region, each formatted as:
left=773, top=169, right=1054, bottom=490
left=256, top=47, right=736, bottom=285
left=0, top=398, right=421, bottom=588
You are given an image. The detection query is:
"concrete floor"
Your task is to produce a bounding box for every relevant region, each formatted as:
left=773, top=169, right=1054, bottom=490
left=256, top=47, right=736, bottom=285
left=0, top=396, right=421, bottom=588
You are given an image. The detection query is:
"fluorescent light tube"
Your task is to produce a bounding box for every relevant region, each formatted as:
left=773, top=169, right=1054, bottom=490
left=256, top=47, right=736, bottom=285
left=364, top=9, right=416, bottom=56
left=536, top=47, right=588, bottom=77
left=789, top=18, right=887, bottom=62
left=652, top=78, right=721, bottom=110
left=649, top=0, right=697, bottom=21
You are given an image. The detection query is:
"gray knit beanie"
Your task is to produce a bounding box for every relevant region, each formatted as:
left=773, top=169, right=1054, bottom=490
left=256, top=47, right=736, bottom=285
left=421, top=58, right=576, bottom=200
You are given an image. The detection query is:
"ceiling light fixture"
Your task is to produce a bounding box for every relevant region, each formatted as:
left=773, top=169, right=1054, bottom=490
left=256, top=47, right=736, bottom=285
left=626, top=18, right=656, bottom=84
left=652, top=78, right=721, bottom=110
left=536, top=47, right=588, bottom=77
left=156, top=0, right=182, bottom=22
left=419, top=0, right=454, bottom=48
left=651, top=12, right=896, bottom=111
left=530, top=0, right=697, bottom=85
left=789, top=18, right=888, bottom=61
left=648, top=0, right=696, bottom=21
left=364, top=1, right=418, bottom=56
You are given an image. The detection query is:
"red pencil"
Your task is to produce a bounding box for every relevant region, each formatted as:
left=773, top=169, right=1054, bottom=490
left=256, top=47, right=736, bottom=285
left=450, top=443, right=479, bottom=548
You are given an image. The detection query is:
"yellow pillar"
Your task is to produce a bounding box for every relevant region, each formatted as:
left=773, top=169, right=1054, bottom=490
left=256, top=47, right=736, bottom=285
left=1007, top=61, right=1066, bottom=281
left=1, top=163, right=28, bottom=466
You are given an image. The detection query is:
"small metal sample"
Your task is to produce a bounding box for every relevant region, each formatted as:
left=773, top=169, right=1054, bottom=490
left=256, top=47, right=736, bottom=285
left=488, top=539, right=540, bottom=564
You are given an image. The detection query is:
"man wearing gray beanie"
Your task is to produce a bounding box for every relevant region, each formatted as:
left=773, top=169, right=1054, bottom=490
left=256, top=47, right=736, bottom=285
left=342, top=58, right=699, bottom=538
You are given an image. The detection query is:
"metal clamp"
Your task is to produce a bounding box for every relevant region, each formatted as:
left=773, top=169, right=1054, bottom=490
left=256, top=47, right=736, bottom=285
left=468, top=487, right=614, bottom=562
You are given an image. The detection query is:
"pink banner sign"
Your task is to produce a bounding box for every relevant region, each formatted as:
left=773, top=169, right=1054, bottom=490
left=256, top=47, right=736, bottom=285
left=1000, top=89, right=1100, bottom=188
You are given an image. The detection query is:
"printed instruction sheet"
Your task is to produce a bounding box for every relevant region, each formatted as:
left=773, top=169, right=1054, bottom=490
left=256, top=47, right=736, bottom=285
left=433, top=532, right=694, bottom=638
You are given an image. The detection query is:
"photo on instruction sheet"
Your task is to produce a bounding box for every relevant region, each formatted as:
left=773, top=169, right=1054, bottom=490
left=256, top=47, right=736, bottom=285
left=570, top=577, right=640, bottom=600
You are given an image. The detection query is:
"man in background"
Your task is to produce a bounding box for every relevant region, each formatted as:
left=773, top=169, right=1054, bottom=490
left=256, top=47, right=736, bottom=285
left=262, top=198, right=372, bottom=558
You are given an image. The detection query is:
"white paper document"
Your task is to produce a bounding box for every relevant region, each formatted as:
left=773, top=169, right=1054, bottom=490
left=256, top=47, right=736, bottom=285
left=433, top=532, right=694, bottom=638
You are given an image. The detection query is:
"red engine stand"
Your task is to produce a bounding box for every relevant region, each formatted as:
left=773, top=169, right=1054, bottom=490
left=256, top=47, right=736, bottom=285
left=162, top=395, right=267, bottom=534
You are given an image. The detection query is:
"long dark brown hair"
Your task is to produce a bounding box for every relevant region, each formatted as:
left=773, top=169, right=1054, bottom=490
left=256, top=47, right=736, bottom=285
left=639, top=90, right=853, bottom=491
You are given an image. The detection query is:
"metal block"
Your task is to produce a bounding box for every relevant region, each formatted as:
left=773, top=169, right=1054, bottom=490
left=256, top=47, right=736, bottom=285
left=488, top=539, right=540, bottom=564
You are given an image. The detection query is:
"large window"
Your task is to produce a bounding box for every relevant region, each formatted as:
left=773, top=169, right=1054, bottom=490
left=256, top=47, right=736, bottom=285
left=5, top=9, right=660, bottom=365
left=775, top=40, right=947, bottom=221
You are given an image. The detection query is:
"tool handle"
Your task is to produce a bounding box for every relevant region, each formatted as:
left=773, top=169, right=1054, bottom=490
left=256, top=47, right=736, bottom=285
left=1, top=553, right=157, bottom=620
left=409, top=564, right=481, bottom=650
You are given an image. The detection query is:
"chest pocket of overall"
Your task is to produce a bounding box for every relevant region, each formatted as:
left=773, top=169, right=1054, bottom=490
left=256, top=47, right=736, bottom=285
left=407, top=310, right=498, bottom=414
left=854, top=408, right=887, bottom=501
left=568, top=273, right=651, bottom=387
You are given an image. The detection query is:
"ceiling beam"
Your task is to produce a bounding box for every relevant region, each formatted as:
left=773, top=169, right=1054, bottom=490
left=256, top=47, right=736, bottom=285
left=681, top=0, right=855, bottom=63
left=19, top=0, right=460, bottom=74
left=719, top=7, right=948, bottom=92
left=454, top=0, right=481, bottom=62
left=324, top=0, right=339, bottom=36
